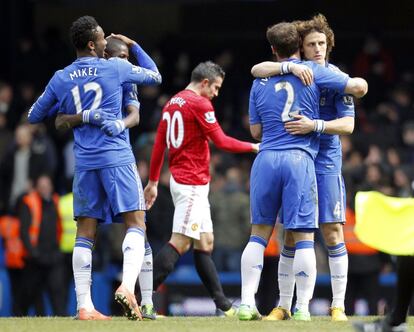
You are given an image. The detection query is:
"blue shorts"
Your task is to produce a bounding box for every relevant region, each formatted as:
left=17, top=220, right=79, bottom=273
left=317, top=173, right=346, bottom=224
left=250, top=150, right=318, bottom=230
left=73, top=163, right=145, bottom=223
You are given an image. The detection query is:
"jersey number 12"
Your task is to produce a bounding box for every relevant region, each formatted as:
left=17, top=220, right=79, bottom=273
left=71, top=82, right=102, bottom=113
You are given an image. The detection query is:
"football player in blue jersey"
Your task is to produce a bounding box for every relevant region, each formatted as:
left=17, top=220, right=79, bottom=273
left=54, top=33, right=157, bottom=320
left=250, top=14, right=361, bottom=322
left=28, top=15, right=161, bottom=320
left=238, top=21, right=367, bottom=321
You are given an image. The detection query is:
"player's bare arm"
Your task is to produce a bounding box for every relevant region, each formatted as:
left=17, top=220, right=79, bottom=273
left=250, top=123, right=262, bottom=141
left=285, top=115, right=354, bottom=135
left=55, top=113, right=82, bottom=130
left=122, top=104, right=140, bottom=128
left=344, top=77, right=368, bottom=98
left=251, top=61, right=313, bottom=86
left=55, top=108, right=116, bottom=131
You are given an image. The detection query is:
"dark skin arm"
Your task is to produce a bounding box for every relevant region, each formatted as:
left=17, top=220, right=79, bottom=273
left=55, top=105, right=139, bottom=131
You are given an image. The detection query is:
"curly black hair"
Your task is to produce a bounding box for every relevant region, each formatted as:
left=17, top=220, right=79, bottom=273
left=69, top=15, right=99, bottom=50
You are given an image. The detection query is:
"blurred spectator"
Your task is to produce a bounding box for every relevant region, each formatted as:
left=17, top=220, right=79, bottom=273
left=0, top=112, right=13, bottom=162
left=0, top=123, right=57, bottom=213
left=58, top=191, right=75, bottom=313
left=18, top=174, right=65, bottom=316
left=210, top=166, right=250, bottom=272
left=0, top=214, right=26, bottom=316
left=0, top=81, right=14, bottom=116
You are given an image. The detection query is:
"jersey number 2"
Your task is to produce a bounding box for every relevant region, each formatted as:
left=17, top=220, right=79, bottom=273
left=163, top=111, right=184, bottom=149
left=71, top=82, right=102, bottom=113
left=275, top=81, right=294, bottom=122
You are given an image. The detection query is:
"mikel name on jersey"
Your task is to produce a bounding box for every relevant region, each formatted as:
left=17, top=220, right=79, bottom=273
left=69, top=67, right=98, bottom=80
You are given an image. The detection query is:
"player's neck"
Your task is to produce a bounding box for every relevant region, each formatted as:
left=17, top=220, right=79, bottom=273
left=76, top=50, right=97, bottom=58
left=185, top=83, right=201, bottom=96
left=277, top=50, right=301, bottom=62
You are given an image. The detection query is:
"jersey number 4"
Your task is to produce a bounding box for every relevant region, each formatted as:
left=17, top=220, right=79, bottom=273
left=71, top=82, right=102, bottom=113
left=163, top=111, right=184, bottom=149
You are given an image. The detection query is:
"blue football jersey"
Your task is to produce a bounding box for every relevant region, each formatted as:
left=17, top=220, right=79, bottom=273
left=315, top=63, right=355, bottom=174
left=122, top=82, right=140, bottom=146
left=249, top=59, right=349, bottom=159
left=28, top=56, right=161, bottom=171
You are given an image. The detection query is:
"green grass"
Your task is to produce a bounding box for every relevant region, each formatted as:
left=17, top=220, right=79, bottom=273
left=0, top=316, right=413, bottom=332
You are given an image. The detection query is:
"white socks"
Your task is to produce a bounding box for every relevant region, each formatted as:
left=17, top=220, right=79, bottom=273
left=241, top=236, right=267, bottom=306
left=293, top=241, right=316, bottom=312
left=138, top=241, right=153, bottom=306
left=277, top=246, right=295, bottom=310
left=327, top=243, right=348, bottom=309
left=73, top=237, right=94, bottom=311
left=121, top=227, right=145, bottom=293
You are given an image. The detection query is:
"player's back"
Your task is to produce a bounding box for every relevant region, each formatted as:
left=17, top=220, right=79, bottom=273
left=249, top=59, right=349, bottom=159
left=161, top=89, right=218, bottom=185
left=53, top=57, right=134, bottom=170
left=249, top=62, right=320, bottom=158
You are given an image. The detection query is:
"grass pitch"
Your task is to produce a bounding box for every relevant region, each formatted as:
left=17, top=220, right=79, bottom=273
left=0, top=316, right=413, bottom=332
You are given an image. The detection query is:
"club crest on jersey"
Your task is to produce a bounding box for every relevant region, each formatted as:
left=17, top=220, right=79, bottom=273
left=131, top=66, right=142, bottom=74
left=191, top=223, right=199, bottom=231
left=204, top=111, right=216, bottom=123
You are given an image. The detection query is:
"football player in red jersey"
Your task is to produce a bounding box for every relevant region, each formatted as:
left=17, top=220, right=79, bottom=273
left=144, top=61, right=259, bottom=316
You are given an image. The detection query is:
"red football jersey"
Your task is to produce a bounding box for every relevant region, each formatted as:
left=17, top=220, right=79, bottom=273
left=151, top=89, right=220, bottom=185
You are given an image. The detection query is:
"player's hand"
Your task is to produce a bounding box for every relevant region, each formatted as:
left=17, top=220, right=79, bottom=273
left=101, top=119, right=126, bottom=137
left=144, top=182, right=158, bottom=209
left=252, top=143, right=260, bottom=153
left=82, top=109, right=115, bottom=126
left=290, top=64, right=314, bottom=86
left=110, top=33, right=135, bottom=48
left=284, top=115, right=314, bottom=135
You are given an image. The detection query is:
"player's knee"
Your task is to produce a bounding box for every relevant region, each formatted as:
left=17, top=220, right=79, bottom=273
left=123, top=211, right=146, bottom=230
left=170, top=236, right=191, bottom=255
left=322, top=223, right=343, bottom=246
left=76, top=220, right=97, bottom=239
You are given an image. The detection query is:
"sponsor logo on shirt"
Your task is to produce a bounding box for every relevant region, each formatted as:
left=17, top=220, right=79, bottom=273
left=204, top=111, right=216, bottom=123
left=343, top=95, right=354, bottom=105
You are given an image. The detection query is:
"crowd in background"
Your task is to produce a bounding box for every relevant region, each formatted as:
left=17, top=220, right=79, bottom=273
left=0, top=26, right=413, bottom=316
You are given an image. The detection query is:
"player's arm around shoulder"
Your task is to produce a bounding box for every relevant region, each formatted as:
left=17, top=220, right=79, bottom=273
left=251, top=61, right=313, bottom=85
left=344, top=77, right=368, bottom=98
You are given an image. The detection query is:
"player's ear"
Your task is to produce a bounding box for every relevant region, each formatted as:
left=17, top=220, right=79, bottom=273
left=270, top=45, right=277, bottom=55
left=201, top=78, right=210, bottom=87
left=87, top=40, right=95, bottom=52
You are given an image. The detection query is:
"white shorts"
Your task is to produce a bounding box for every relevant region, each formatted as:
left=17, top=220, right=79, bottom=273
left=170, top=176, right=213, bottom=240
